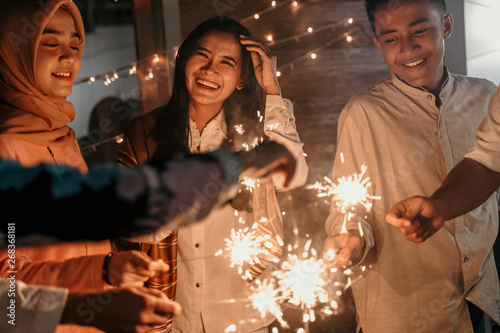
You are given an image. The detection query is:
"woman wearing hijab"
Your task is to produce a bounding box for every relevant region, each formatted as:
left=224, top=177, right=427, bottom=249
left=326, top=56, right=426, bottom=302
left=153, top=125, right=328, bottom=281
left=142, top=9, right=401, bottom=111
left=0, top=2, right=169, bottom=332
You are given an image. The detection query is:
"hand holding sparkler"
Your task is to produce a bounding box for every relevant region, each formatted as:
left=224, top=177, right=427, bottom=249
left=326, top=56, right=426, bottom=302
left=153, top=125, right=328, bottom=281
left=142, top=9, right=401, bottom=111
left=105, top=250, right=170, bottom=287
left=386, top=196, right=443, bottom=243
left=323, top=230, right=365, bottom=267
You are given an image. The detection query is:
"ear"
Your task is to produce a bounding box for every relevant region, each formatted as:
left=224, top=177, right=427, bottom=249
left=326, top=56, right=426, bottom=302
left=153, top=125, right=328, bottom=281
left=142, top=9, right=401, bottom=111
left=236, top=80, right=245, bottom=90
left=443, top=13, right=454, bottom=40
left=373, top=36, right=382, bottom=51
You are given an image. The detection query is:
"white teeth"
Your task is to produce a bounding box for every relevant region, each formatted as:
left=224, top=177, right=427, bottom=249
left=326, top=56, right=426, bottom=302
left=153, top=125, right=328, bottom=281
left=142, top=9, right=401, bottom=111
left=197, top=79, right=219, bottom=89
left=404, top=58, right=425, bottom=67
left=53, top=72, right=71, bottom=77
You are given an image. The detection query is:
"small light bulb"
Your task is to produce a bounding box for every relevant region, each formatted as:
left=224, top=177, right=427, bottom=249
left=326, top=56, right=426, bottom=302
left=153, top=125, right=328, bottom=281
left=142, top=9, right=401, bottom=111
left=307, top=27, right=313, bottom=33
left=267, top=35, right=273, bottom=41
left=276, top=71, right=281, bottom=77
left=348, top=18, right=354, bottom=24
left=254, top=13, right=260, bottom=19
left=271, top=1, right=276, bottom=6
left=311, top=53, right=317, bottom=59
left=346, top=35, right=353, bottom=43
left=293, top=1, right=298, bottom=6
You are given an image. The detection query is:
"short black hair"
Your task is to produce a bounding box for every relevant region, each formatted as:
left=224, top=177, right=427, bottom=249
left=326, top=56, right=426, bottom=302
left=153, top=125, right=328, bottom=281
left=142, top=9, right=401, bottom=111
left=365, top=0, right=447, bottom=35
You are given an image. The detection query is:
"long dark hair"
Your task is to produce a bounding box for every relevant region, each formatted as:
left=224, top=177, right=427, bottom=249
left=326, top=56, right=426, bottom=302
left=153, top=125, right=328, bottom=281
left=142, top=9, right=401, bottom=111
left=151, top=16, right=266, bottom=159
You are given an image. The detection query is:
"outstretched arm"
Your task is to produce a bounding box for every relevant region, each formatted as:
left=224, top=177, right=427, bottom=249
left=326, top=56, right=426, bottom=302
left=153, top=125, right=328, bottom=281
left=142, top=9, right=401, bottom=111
left=0, top=142, right=296, bottom=246
left=387, top=158, right=500, bottom=242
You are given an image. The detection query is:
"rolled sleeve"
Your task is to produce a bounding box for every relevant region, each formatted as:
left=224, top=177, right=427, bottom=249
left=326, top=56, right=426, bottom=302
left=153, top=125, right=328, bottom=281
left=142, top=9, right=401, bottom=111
left=465, top=86, right=500, bottom=172
left=264, top=95, right=308, bottom=190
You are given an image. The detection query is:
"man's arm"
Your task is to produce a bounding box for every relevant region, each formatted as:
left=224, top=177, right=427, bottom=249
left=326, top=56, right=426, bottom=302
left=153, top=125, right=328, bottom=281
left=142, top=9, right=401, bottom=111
left=387, top=158, right=500, bottom=242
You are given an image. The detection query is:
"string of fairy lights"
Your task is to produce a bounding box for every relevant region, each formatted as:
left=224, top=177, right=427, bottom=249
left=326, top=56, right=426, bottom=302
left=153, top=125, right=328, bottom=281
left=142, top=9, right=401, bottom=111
left=78, top=0, right=358, bottom=151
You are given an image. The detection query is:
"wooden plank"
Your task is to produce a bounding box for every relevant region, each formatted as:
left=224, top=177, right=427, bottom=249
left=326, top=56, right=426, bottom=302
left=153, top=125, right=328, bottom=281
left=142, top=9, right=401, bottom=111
left=133, top=0, right=172, bottom=114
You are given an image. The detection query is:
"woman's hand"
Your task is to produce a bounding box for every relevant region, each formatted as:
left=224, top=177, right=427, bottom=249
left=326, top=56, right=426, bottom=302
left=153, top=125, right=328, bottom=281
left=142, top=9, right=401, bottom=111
left=239, top=35, right=281, bottom=96
left=105, top=250, right=169, bottom=287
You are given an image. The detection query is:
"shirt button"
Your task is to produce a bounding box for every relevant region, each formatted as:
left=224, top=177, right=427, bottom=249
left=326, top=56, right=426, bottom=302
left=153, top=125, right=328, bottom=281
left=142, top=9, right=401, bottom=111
left=464, top=256, right=469, bottom=262
left=195, top=243, right=200, bottom=248
left=426, top=95, right=433, bottom=100
left=196, top=283, right=200, bottom=288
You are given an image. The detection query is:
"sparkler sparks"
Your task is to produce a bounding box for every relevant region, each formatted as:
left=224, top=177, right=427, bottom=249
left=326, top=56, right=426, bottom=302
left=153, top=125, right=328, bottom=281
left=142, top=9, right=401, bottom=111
left=234, top=124, right=245, bottom=135
left=216, top=216, right=276, bottom=277
left=306, top=162, right=381, bottom=233
left=273, top=240, right=330, bottom=313
left=249, top=279, right=288, bottom=327
left=240, top=177, right=260, bottom=192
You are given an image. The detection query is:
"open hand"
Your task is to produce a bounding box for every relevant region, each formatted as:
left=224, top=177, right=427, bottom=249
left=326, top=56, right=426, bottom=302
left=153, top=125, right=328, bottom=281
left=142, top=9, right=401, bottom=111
left=239, top=35, right=281, bottom=95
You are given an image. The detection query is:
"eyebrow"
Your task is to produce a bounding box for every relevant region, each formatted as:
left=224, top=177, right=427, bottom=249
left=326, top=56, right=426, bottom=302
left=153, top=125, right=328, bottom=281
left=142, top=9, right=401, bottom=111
left=379, top=17, right=431, bottom=36
left=196, top=46, right=238, bottom=65
left=42, top=28, right=81, bottom=40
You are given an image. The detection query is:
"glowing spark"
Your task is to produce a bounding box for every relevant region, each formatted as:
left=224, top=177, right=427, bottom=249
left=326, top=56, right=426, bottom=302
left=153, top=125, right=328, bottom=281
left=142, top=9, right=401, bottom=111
left=306, top=164, right=381, bottom=232
left=217, top=219, right=273, bottom=276
left=234, top=124, right=245, bottom=135
left=275, top=255, right=327, bottom=308
left=266, top=123, right=280, bottom=131
left=241, top=177, right=260, bottom=192
left=249, top=279, right=288, bottom=327
left=224, top=324, right=237, bottom=332
left=218, top=226, right=261, bottom=274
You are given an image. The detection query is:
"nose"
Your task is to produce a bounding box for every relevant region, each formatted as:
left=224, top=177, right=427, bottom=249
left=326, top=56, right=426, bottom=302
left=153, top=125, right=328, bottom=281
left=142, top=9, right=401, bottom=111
left=201, top=60, right=218, bottom=74
left=400, top=34, right=420, bottom=54
left=59, top=44, right=77, bottom=64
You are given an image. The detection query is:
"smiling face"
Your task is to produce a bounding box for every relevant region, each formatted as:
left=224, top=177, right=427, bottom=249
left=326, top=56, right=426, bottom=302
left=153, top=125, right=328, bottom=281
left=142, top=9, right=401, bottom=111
left=372, top=0, right=453, bottom=92
left=35, top=8, right=82, bottom=99
left=185, top=31, right=244, bottom=112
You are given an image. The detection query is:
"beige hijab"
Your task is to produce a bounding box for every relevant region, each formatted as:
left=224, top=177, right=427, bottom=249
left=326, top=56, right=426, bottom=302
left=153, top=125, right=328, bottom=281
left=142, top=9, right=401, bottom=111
left=0, top=0, right=85, bottom=147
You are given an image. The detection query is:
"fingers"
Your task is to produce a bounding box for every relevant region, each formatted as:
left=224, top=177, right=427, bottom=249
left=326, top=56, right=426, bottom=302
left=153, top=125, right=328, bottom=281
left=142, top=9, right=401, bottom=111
left=108, top=251, right=170, bottom=287
left=386, top=201, right=413, bottom=228
left=129, top=251, right=169, bottom=273
left=140, top=287, right=182, bottom=317
left=239, top=35, right=274, bottom=59
left=323, top=232, right=364, bottom=267
left=239, top=35, right=281, bottom=95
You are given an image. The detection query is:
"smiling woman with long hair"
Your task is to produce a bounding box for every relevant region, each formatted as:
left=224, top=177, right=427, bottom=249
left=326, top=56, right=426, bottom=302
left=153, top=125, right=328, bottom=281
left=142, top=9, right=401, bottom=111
left=116, top=16, right=308, bottom=333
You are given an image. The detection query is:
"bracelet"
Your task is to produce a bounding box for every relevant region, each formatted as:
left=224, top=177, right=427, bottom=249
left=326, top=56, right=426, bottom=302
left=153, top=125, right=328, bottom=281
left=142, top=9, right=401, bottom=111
left=102, top=252, right=114, bottom=286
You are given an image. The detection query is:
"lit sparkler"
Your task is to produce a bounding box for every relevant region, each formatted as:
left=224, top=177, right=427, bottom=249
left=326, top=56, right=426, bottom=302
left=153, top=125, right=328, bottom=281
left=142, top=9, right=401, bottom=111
left=306, top=161, right=381, bottom=233
left=249, top=278, right=288, bottom=327
left=216, top=216, right=275, bottom=277
left=240, top=177, right=260, bottom=192
left=234, top=124, right=245, bottom=135
left=273, top=240, right=330, bottom=313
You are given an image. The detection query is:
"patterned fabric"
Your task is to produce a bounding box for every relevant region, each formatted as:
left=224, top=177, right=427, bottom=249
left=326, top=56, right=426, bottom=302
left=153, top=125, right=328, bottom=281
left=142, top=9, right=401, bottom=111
left=141, top=231, right=178, bottom=332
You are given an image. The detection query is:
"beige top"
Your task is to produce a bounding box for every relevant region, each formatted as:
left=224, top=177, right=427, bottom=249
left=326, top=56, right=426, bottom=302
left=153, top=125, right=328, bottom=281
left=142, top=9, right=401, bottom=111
left=325, top=72, right=500, bottom=332
left=466, top=85, right=500, bottom=172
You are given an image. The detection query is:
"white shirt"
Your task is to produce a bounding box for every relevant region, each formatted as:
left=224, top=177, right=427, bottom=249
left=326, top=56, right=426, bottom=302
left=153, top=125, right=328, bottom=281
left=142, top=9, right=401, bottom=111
left=173, top=95, right=308, bottom=333
left=325, top=72, right=500, bottom=332
left=466, top=85, right=500, bottom=172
